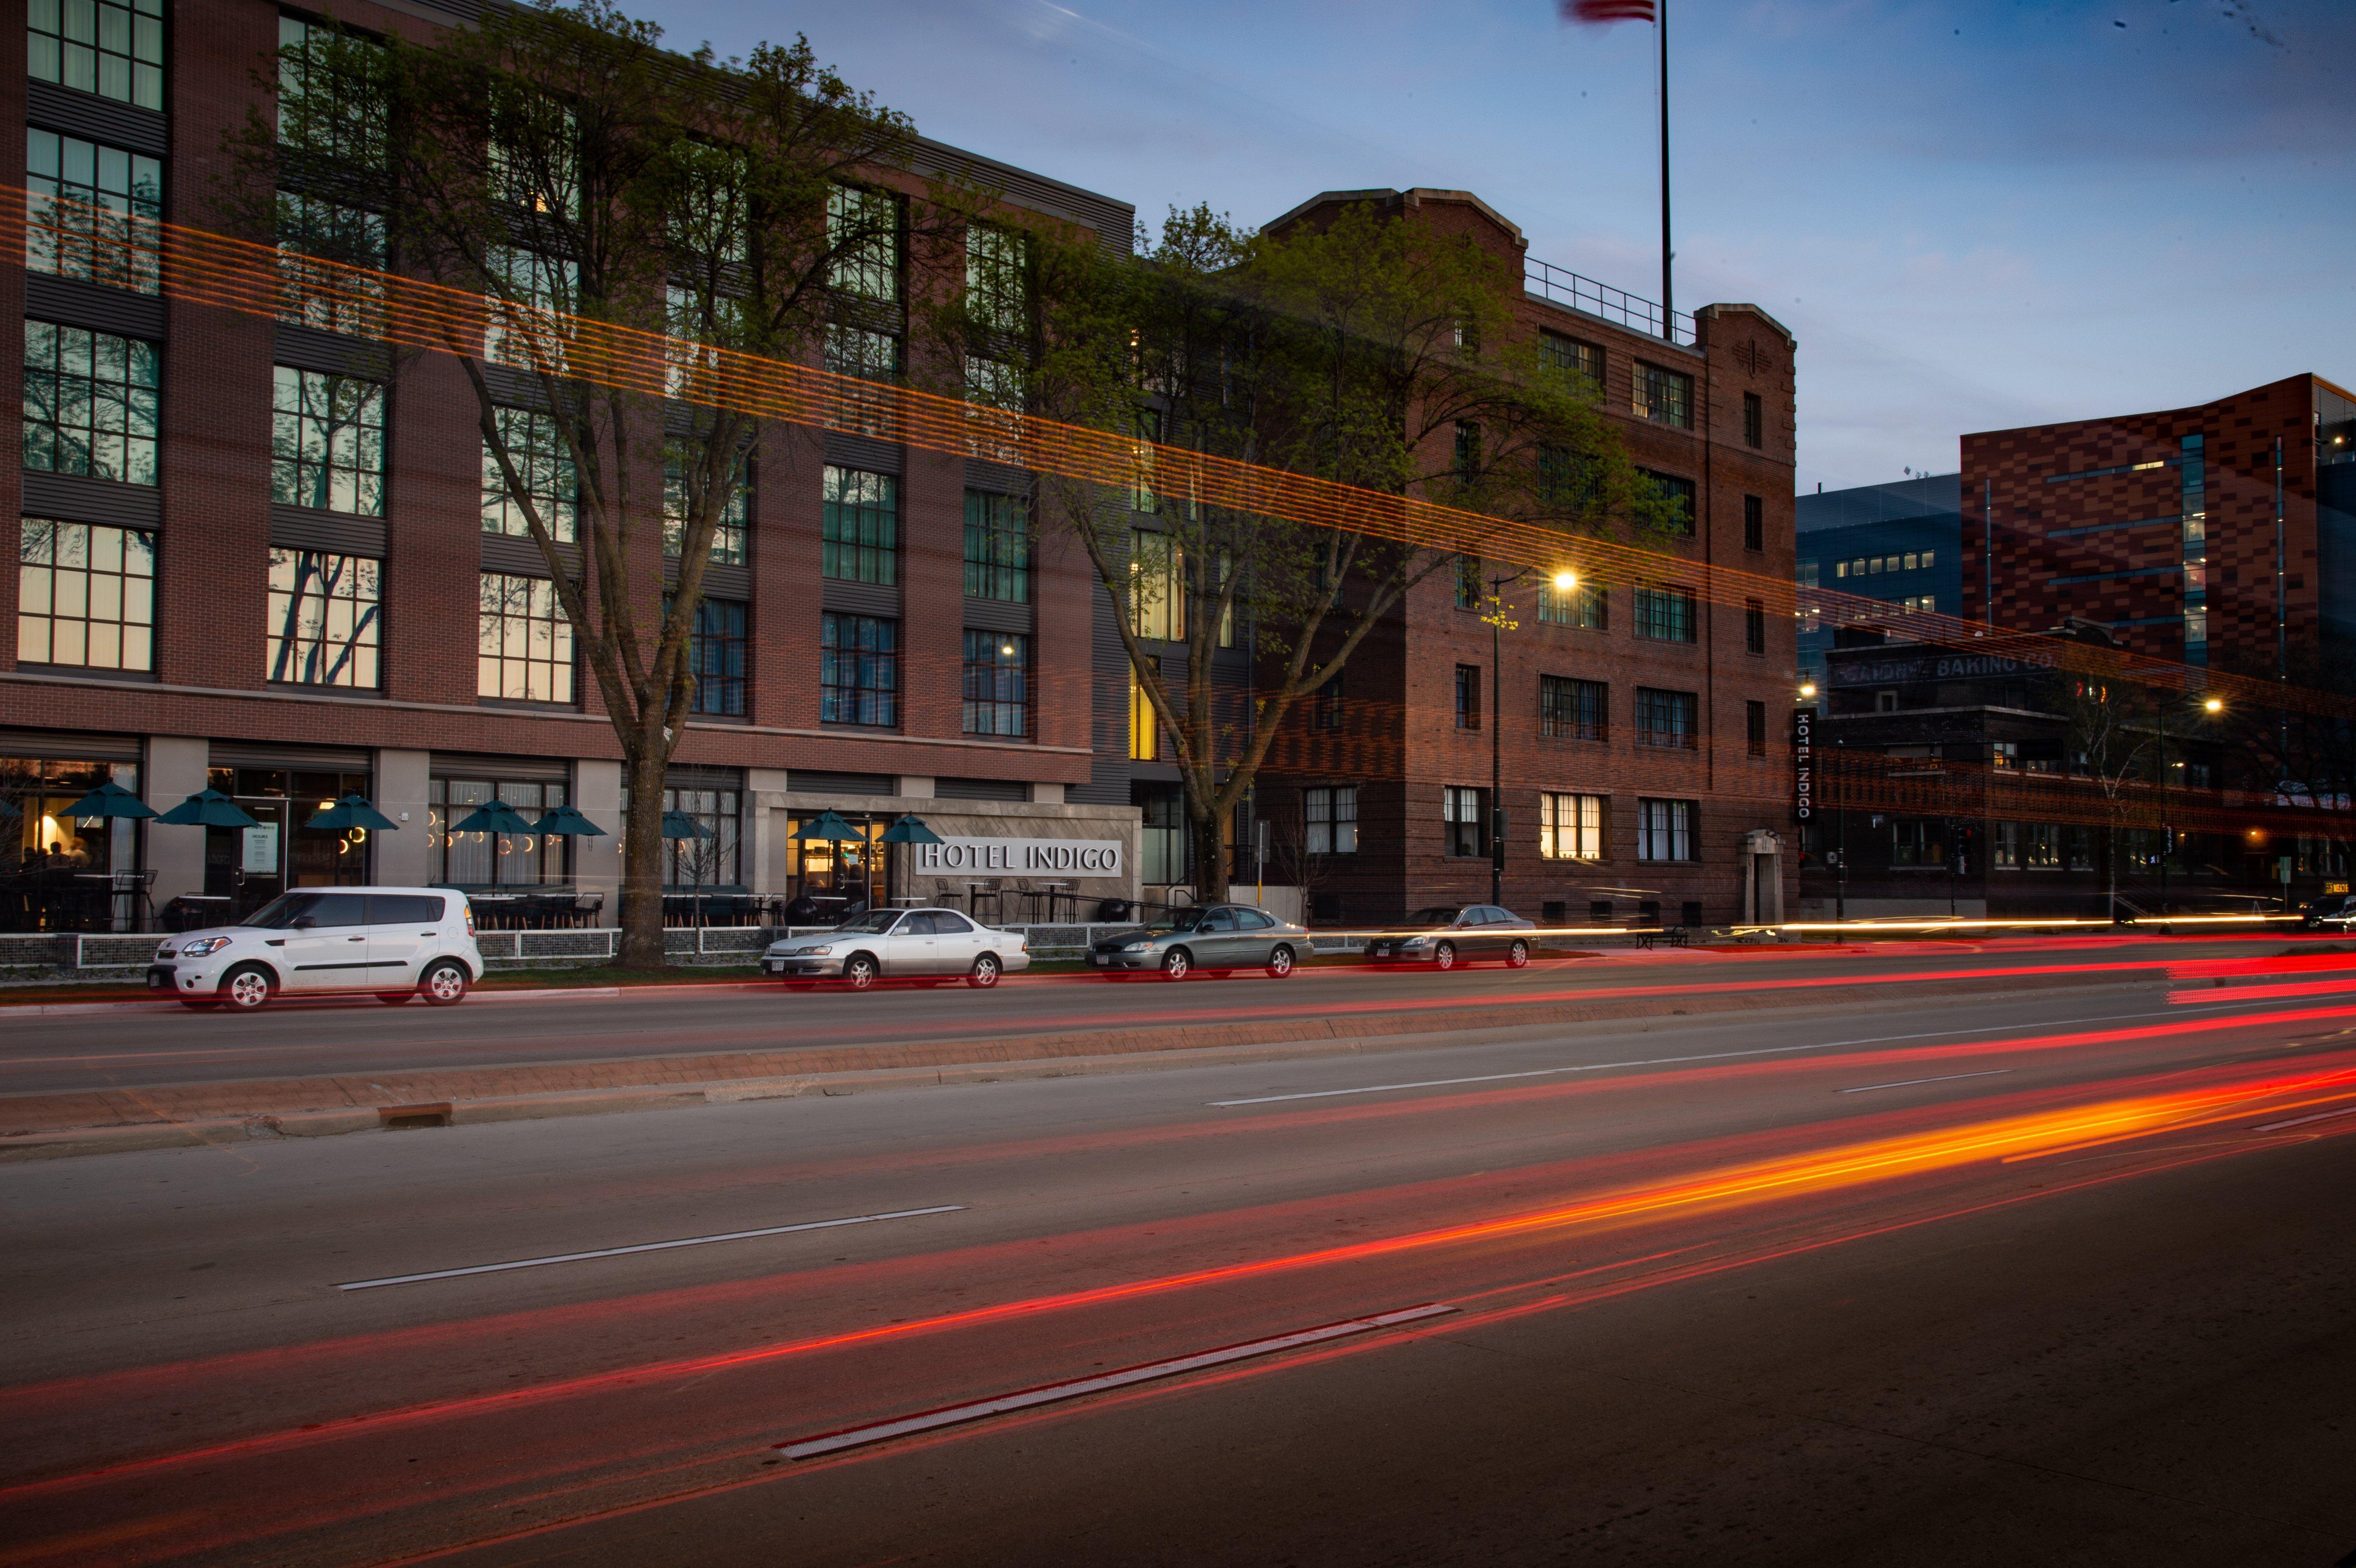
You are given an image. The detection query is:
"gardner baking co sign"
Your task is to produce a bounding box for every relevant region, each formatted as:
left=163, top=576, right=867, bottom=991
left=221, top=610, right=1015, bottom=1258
left=914, top=837, right=1124, bottom=876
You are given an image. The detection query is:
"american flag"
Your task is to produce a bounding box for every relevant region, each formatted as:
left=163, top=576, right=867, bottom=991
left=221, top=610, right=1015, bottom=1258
left=1561, top=0, right=1656, bottom=21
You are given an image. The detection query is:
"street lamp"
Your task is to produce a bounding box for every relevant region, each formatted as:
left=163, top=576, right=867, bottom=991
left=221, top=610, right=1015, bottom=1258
left=2157, top=692, right=2225, bottom=919
left=1487, top=566, right=1577, bottom=905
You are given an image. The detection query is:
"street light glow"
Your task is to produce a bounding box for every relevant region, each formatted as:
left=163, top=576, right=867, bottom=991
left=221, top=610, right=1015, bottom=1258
left=1552, top=570, right=1577, bottom=590
left=2204, top=697, right=2223, bottom=713
left=1799, top=683, right=1818, bottom=698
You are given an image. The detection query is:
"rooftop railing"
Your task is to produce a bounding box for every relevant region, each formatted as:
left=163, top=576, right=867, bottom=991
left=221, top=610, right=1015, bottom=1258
left=1525, top=256, right=1696, bottom=348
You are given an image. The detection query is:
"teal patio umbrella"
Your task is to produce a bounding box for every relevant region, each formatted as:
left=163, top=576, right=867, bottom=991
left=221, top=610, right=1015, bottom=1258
left=62, top=780, right=157, bottom=821
left=305, top=795, right=399, bottom=832
left=153, top=789, right=259, bottom=829
left=876, top=814, right=944, bottom=907
left=660, top=810, right=716, bottom=840
left=451, top=800, right=535, bottom=836
left=534, top=804, right=606, bottom=837
left=789, top=809, right=862, bottom=843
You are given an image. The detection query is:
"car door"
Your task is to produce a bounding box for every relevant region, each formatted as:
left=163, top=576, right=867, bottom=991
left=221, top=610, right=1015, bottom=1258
left=1475, top=906, right=1515, bottom=957
left=366, top=893, right=442, bottom=982
left=283, top=891, right=371, bottom=990
left=928, top=910, right=985, bottom=974
left=1194, top=906, right=1242, bottom=967
left=1233, top=907, right=1278, bottom=965
left=889, top=912, right=941, bottom=973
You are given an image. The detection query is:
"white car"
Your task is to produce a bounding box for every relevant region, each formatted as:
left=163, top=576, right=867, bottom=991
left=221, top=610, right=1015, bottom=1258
left=148, top=887, right=483, bottom=1011
left=764, top=906, right=1029, bottom=990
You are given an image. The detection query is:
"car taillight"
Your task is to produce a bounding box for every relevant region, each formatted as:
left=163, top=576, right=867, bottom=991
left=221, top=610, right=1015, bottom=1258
left=463, top=905, right=476, bottom=937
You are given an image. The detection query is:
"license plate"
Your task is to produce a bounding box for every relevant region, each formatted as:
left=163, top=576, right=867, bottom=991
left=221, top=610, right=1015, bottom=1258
left=1091, top=955, right=1109, bottom=966
left=765, top=962, right=783, bottom=974
left=147, top=972, right=168, bottom=989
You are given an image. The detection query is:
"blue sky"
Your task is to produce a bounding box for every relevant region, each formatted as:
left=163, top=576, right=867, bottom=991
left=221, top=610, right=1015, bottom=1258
left=647, top=0, right=2354, bottom=494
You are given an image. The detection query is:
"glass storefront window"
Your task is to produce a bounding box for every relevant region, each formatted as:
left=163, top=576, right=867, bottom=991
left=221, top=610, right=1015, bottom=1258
left=427, top=778, right=571, bottom=886
left=202, top=767, right=371, bottom=914
left=1, top=754, right=138, bottom=930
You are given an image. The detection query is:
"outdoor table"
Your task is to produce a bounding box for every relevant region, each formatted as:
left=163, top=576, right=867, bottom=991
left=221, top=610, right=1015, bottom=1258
left=1028, top=881, right=1072, bottom=923
left=961, top=882, right=1000, bottom=922
left=76, top=870, right=155, bottom=931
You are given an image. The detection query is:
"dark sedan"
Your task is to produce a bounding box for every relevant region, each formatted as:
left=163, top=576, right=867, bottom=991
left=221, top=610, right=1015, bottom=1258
left=1087, top=904, right=1309, bottom=980
left=1362, top=904, right=1537, bottom=970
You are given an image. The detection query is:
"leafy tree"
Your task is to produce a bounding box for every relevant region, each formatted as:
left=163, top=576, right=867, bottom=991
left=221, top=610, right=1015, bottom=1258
left=230, top=3, right=919, bottom=965
left=928, top=198, right=1680, bottom=900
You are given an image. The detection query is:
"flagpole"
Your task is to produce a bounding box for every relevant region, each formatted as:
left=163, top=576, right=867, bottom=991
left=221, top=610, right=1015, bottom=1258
left=1658, top=0, right=1672, bottom=338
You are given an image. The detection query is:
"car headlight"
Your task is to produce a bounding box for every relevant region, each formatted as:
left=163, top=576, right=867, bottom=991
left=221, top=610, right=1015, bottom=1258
left=179, top=936, right=230, bottom=958
left=1399, top=936, right=1428, bottom=949
left=797, top=945, right=833, bottom=956
left=1119, top=939, right=1154, bottom=951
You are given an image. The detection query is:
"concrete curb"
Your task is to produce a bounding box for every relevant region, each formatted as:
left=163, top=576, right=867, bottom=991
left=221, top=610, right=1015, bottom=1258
left=0, top=969, right=2146, bottom=1159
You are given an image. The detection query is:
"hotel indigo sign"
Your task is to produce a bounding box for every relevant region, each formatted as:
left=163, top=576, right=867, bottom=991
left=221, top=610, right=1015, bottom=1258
left=914, top=837, right=1125, bottom=877
left=1792, top=707, right=1816, bottom=824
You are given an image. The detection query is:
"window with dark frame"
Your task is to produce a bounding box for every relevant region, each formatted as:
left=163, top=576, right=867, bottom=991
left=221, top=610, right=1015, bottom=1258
left=1636, top=686, right=1698, bottom=749
left=661, top=448, right=749, bottom=566
left=1743, top=493, right=1764, bottom=552
left=1539, top=675, right=1607, bottom=740
left=1634, top=362, right=1693, bottom=428
left=1743, top=391, right=1763, bottom=448
left=963, top=490, right=1031, bottom=602
left=961, top=629, right=1029, bottom=737
left=17, top=518, right=154, bottom=671
left=821, top=466, right=897, bottom=585
left=685, top=597, right=747, bottom=717
left=820, top=612, right=899, bottom=727
left=1540, top=792, right=1605, bottom=860
left=1305, top=785, right=1358, bottom=855
left=1313, top=671, right=1344, bottom=731
left=1454, top=421, right=1482, bottom=483
left=1443, top=785, right=1486, bottom=858
left=1636, top=797, right=1695, bottom=862
left=481, top=408, right=578, bottom=542
left=1641, top=470, right=1696, bottom=535
left=268, top=549, right=380, bottom=688
left=1538, top=577, right=1607, bottom=629
left=31, top=0, right=164, bottom=109
left=1745, top=597, right=1766, bottom=654
left=1455, top=664, right=1482, bottom=730
left=1746, top=700, right=1767, bottom=756
left=1455, top=554, right=1482, bottom=610
left=1634, top=584, right=1697, bottom=642
left=22, top=321, right=158, bottom=487
left=268, top=366, right=386, bottom=517
left=477, top=572, right=573, bottom=703
left=1539, top=331, right=1603, bottom=393
left=27, top=128, right=162, bottom=294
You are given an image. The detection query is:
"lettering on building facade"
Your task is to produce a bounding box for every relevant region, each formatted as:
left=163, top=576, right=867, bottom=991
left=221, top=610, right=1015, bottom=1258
left=913, top=838, right=1125, bottom=876
left=1792, top=707, right=1815, bottom=824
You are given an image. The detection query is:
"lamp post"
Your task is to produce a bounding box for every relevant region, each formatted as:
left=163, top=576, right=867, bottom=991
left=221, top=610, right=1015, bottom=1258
left=2158, top=693, right=2225, bottom=920
left=1485, top=566, right=1579, bottom=906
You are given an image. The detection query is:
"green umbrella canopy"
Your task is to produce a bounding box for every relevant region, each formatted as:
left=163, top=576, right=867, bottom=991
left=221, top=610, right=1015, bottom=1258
left=153, top=789, right=259, bottom=828
left=659, top=810, right=716, bottom=840
left=877, top=813, right=944, bottom=845
left=450, top=800, right=534, bottom=835
left=789, top=809, right=864, bottom=842
left=305, top=794, right=399, bottom=832
left=534, top=804, right=606, bottom=837
left=61, top=780, right=157, bottom=820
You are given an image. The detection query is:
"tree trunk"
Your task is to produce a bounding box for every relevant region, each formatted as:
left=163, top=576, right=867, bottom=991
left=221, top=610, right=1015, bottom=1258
left=1188, top=807, right=1228, bottom=905
left=617, top=746, right=669, bottom=970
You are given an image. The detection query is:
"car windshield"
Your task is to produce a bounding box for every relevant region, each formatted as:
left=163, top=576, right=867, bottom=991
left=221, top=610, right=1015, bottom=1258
left=240, top=892, right=331, bottom=930
left=1405, top=906, right=1465, bottom=926
left=832, top=910, right=901, bottom=934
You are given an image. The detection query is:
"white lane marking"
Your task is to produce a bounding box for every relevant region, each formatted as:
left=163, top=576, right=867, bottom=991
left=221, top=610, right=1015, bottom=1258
left=2252, top=1105, right=2356, bottom=1132
left=1204, top=1004, right=2242, bottom=1107
left=335, top=1206, right=965, bottom=1291
left=778, top=1303, right=1457, bottom=1460
left=1840, top=1069, right=2013, bottom=1094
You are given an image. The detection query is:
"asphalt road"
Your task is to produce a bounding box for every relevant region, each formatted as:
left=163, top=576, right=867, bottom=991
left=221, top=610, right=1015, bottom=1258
left=4, top=973, right=2355, bottom=1566
left=0, top=930, right=2320, bottom=1096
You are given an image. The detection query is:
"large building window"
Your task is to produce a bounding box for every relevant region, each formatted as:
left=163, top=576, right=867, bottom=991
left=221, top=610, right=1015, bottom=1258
left=17, top=519, right=152, bottom=670
left=1634, top=584, right=1697, bottom=642
left=30, top=0, right=163, bottom=109
left=428, top=777, right=570, bottom=887
left=685, top=597, right=746, bottom=717
left=1540, top=792, right=1605, bottom=860
left=1128, top=659, right=1162, bottom=761
left=26, top=130, right=160, bottom=294
left=277, top=15, right=386, bottom=165
left=656, top=777, right=741, bottom=887
left=1636, top=797, right=1694, bottom=862
left=271, top=366, right=385, bottom=515
left=1455, top=664, right=1482, bottom=730
left=22, top=320, right=157, bottom=486
left=1743, top=493, right=1764, bottom=552
left=1540, top=675, right=1607, bottom=740
left=1636, top=687, right=1699, bottom=749
left=1642, top=470, right=1697, bottom=535
left=1304, top=785, right=1358, bottom=855
left=821, top=466, right=896, bottom=584
left=1745, top=597, right=1766, bottom=655
left=964, top=355, right=1023, bottom=460
left=274, top=192, right=387, bottom=337
left=1443, top=785, right=1486, bottom=858
left=1537, top=576, right=1606, bottom=629
left=827, top=185, right=903, bottom=302
left=477, top=572, right=573, bottom=703
left=483, top=245, right=576, bottom=371
left=1743, top=392, right=1764, bottom=448
left=964, top=490, right=1031, bottom=602
left=481, top=408, right=578, bottom=542
left=1130, top=529, right=1185, bottom=641
left=965, top=223, right=1027, bottom=334
left=820, top=611, right=898, bottom=727
left=1634, top=362, right=1692, bottom=428
left=267, top=549, right=380, bottom=687
left=663, top=449, right=748, bottom=566
left=1539, top=331, right=1603, bottom=393
left=962, top=629, right=1029, bottom=737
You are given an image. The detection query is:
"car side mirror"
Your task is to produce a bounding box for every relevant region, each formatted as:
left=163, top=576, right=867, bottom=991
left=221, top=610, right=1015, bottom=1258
left=291, top=915, right=316, bottom=930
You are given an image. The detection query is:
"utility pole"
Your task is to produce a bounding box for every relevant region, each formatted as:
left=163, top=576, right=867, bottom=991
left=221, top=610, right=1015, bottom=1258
left=1834, top=737, right=1847, bottom=926
left=1658, top=0, right=1672, bottom=331
left=1488, top=572, right=1512, bottom=906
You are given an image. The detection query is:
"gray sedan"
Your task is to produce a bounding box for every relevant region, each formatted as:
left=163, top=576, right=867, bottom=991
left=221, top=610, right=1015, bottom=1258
left=1362, top=904, right=1538, bottom=970
left=1087, top=904, right=1309, bottom=980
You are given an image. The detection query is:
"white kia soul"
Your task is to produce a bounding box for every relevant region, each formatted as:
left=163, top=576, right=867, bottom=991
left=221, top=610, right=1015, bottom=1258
left=149, top=887, right=484, bottom=1010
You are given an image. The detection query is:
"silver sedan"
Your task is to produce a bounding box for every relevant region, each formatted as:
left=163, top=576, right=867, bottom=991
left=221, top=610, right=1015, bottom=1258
left=764, top=907, right=1031, bottom=990
left=1087, top=904, right=1309, bottom=980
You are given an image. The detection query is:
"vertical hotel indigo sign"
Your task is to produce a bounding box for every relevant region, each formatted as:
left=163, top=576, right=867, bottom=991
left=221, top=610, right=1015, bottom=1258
left=1792, top=707, right=1816, bottom=824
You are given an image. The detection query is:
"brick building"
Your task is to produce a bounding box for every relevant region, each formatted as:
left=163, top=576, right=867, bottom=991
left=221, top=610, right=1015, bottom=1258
left=1253, top=190, right=1800, bottom=930
left=1, top=0, right=1148, bottom=930
left=1963, top=375, right=2356, bottom=671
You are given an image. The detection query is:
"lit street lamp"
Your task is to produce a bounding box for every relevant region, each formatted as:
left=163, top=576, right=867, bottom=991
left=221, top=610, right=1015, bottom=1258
left=1487, top=566, right=1579, bottom=906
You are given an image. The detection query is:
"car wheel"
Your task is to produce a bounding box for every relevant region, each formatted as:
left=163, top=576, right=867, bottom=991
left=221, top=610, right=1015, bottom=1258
left=420, top=960, right=470, bottom=1006
left=968, top=952, right=1003, bottom=989
left=1434, top=941, right=1457, bottom=971
left=1161, top=947, right=1193, bottom=981
left=843, top=953, right=879, bottom=990
left=376, top=991, right=414, bottom=1005
left=1266, top=944, right=1296, bottom=979
left=1506, top=938, right=1530, bottom=969
left=219, top=964, right=274, bottom=1011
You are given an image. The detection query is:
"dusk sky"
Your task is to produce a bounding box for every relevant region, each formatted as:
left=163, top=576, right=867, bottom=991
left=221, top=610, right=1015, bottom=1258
left=647, top=0, right=2354, bottom=494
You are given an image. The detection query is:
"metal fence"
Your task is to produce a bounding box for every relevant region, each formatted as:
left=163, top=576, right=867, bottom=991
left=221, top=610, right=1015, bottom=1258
left=1524, top=257, right=1696, bottom=347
